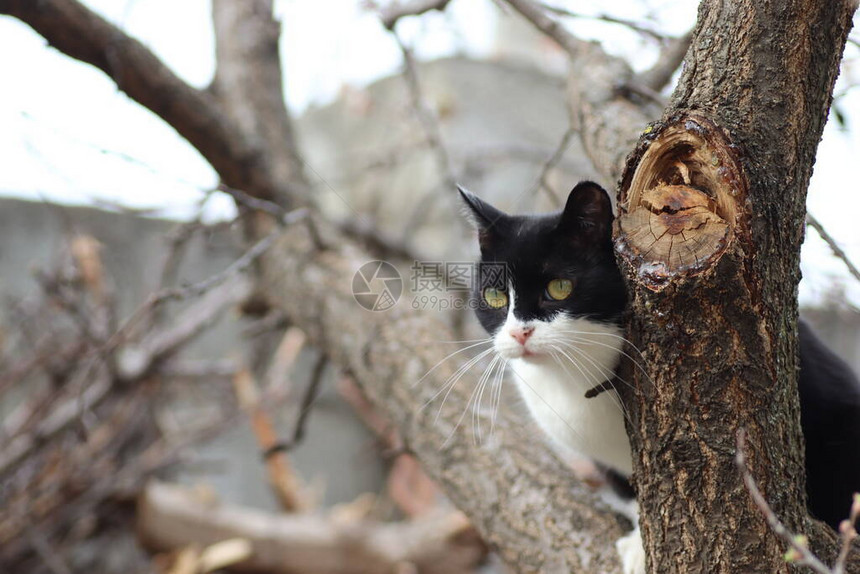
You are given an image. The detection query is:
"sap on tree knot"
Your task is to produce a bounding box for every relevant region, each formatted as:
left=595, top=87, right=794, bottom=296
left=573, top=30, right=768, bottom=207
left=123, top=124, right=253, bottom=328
left=615, top=114, right=747, bottom=291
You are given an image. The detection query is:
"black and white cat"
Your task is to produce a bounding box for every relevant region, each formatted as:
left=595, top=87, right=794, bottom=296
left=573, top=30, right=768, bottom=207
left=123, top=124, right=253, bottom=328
left=459, top=181, right=860, bottom=573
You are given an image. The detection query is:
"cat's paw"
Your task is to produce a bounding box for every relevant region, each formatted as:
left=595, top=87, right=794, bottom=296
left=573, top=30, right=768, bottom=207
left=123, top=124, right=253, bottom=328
left=615, top=528, right=646, bottom=574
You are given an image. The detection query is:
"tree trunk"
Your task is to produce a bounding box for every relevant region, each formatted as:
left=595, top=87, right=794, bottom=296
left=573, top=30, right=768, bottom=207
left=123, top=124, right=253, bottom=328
left=614, top=1, right=857, bottom=572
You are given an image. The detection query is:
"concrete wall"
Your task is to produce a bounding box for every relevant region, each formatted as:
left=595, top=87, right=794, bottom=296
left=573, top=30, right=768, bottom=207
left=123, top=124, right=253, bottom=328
left=0, top=198, right=386, bottom=511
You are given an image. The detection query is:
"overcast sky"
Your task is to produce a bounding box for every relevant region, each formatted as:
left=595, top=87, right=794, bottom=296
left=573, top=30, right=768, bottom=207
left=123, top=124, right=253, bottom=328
left=0, top=0, right=858, bottom=307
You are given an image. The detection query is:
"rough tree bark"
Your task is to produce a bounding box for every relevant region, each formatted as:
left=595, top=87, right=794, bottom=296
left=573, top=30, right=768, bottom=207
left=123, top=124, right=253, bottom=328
left=613, top=2, right=858, bottom=572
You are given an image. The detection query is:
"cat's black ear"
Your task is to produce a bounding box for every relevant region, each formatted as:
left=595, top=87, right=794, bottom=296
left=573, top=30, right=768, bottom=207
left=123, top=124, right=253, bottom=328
left=458, top=185, right=507, bottom=249
left=559, top=181, right=614, bottom=240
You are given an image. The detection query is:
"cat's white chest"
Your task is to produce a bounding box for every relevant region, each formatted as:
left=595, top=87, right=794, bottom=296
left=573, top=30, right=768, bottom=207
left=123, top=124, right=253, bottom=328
left=509, top=356, right=632, bottom=474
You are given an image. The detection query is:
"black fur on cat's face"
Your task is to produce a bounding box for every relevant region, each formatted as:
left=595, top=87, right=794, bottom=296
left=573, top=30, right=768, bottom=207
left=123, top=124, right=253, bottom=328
left=459, top=181, right=627, bottom=339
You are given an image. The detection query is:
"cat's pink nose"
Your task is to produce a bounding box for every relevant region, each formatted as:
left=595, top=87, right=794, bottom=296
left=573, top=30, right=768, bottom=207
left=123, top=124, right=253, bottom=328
left=510, top=326, right=534, bottom=346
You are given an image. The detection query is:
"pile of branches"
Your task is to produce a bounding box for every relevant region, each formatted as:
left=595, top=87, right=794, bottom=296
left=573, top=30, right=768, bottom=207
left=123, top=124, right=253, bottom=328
left=0, top=223, right=487, bottom=574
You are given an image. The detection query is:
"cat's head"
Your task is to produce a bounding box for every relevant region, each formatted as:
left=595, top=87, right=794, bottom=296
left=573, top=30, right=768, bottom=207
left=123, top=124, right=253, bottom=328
left=459, top=182, right=626, bottom=361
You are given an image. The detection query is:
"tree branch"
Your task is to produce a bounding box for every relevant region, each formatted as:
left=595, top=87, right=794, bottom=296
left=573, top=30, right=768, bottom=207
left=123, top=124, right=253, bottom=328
left=378, top=0, right=452, bottom=30
left=258, top=219, right=629, bottom=572
left=0, top=0, right=291, bottom=202
left=391, top=31, right=457, bottom=192
left=807, top=213, right=860, bottom=285
left=211, top=0, right=310, bottom=206
left=537, top=3, right=668, bottom=41
left=635, top=31, right=692, bottom=93
left=138, top=481, right=486, bottom=574
left=736, top=429, right=834, bottom=574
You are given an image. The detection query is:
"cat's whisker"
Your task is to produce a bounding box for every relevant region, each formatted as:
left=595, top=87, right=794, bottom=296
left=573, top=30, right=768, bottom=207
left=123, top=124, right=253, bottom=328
left=554, top=343, right=634, bottom=423
left=553, top=329, right=654, bottom=387
left=472, top=354, right=501, bottom=445
left=412, top=339, right=494, bottom=389
left=553, top=327, right=648, bottom=359
left=546, top=346, right=594, bottom=391
left=552, top=339, right=642, bottom=395
left=443, top=355, right=499, bottom=449
left=419, top=347, right=494, bottom=416
left=553, top=326, right=650, bottom=361
left=432, top=347, right=496, bottom=420
left=489, top=358, right=507, bottom=438
left=480, top=355, right=506, bottom=442
left=552, top=328, right=649, bottom=367
left=549, top=344, right=631, bottom=423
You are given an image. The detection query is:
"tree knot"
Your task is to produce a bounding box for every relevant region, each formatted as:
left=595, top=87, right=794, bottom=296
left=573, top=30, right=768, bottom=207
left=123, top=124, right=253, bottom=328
left=615, top=114, right=747, bottom=290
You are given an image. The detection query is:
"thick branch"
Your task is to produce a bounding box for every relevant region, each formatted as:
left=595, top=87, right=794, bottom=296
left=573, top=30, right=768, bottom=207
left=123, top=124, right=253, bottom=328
left=0, top=0, right=289, bottom=201
left=211, top=0, right=310, bottom=206
left=258, top=217, right=628, bottom=572
left=138, top=481, right=485, bottom=574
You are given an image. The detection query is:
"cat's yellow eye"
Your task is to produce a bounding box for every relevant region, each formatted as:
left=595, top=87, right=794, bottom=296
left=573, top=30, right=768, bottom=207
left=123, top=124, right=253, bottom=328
left=546, top=278, right=574, bottom=301
left=483, top=287, right=508, bottom=309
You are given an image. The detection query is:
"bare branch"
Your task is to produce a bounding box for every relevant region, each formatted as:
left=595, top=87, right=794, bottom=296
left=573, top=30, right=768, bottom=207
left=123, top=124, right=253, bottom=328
left=835, top=495, right=860, bottom=574
left=217, top=183, right=288, bottom=219
left=635, top=31, right=693, bottom=93
left=807, top=213, right=860, bottom=285
left=158, top=225, right=293, bottom=302
left=338, top=217, right=422, bottom=261
left=0, top=371, right=111, bottom=477
left=392, top=32, right=458, bottom=192
left=106, top=213, right=304, bottom=357
left=282, top=353, right=327, bottom=451
left=0, top=275, right=252, bottom=476
left=233, top=368, right=308, bottom=512
left=502, top=0, right=586, bottom=56
left=531, top=126, right=576, bottom=206
left=138, top=481, right=487, bottom=574
left=736, top=429, right=837, bottom=574
left=377, top=0, right=452, bottom=30
left=538, top=3, right=667, bottom=41
left=211, top=0, right=310, bottom=206
left=116, top=274, right=253, bottom=381
left=502, top=0, right=657, bottom=183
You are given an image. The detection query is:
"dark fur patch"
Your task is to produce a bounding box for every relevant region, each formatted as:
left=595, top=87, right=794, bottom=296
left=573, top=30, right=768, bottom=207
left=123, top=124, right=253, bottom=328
left=461, top=182, right=626, bottom=335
